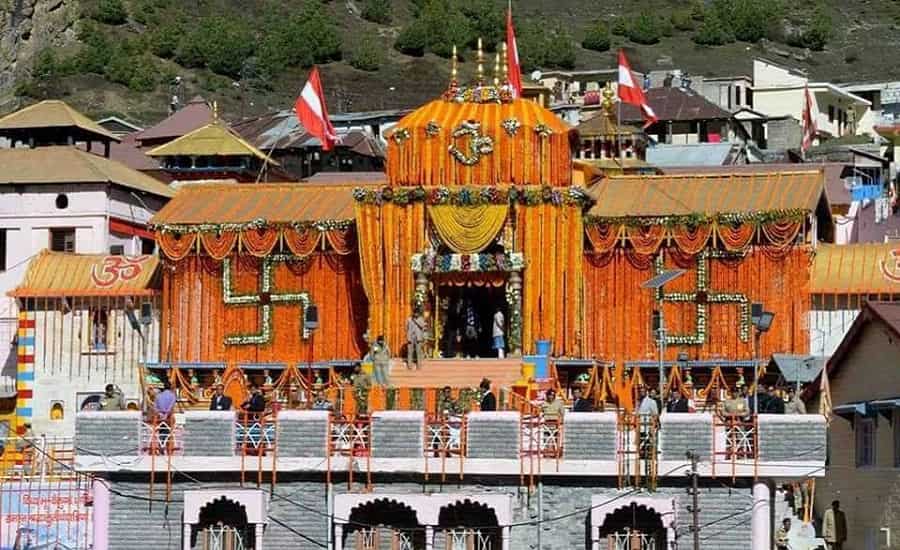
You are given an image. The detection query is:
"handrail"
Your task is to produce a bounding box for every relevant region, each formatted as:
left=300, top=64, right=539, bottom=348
left=712, top=412, right=758, bottom=481
left=329, top=414, right=372, bottom=491
left=424, top=413, right=466, bottom=482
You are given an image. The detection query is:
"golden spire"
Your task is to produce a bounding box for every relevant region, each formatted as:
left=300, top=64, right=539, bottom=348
left=493, top=51, right=501, bottom=86
left=501, top=42, right=509, bottom=84
left=476, top=38, right=485, bottom=85
left=451, top=45, right=458, bottom=84
left=212, top=101, right=219, bottom=122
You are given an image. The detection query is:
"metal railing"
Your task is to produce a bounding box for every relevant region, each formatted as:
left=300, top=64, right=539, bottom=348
left=607, top=531, right=657, bottom=550
left=328, top=415, right=372, bottom=490
left=0, top=436, right=76, bottom=480
left=424, top=414, right=466, bottom=482
left=712, top=413, right=758, bottom=481
left=616, top=413, right=658, bottom=490
left=445, top=529, right=494, bottom=550
left=140, top=418, right=183, bottom=456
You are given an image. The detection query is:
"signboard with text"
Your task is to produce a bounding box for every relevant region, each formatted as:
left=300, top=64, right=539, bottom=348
left=0, top=481, right=93, bottom=550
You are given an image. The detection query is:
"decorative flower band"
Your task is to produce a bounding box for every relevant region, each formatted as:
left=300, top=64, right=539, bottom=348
left=411, top=252, right=525, bottom=273
left=352, top=185, right=590, bottom=207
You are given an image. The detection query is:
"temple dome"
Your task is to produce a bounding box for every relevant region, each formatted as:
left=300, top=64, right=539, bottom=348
left=385, top=96, right=575, bottom=187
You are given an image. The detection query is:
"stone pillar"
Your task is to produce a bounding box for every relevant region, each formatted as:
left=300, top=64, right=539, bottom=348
left=752, top=480, right=772, bottom=550
left=182, top=524, right=192, bottom=550
left=507, top=271, right=523, bottom=356
left=255, top=524, right=264, bottom=550
left=501, top=526, right=511, bottom=550
left=425, top=526, right=434, bottom=550
left=91, top=479, right=110, bottom=550
left=334, top=524, right=343, bottom=550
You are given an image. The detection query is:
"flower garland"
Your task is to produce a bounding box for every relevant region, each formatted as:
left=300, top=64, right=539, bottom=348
left=448, top=120, right=494, bottom=166
left=411, top=251, right=525, bottom=274
left=443, top=84, right=512, bottom=104
left=352, top=185, right=590, bottom=207
left=585, top=209, right=808, bottom=228
left=505, top=284, right=523, bottom=353
left=222, top=255, right=312, bottom=345
left=153, top=219, right=354, bottom=233
left=654, top=250, right=751, bottom=346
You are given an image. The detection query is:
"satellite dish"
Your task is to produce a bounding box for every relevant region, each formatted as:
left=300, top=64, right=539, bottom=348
left=531, top=70, right=542, bottom=82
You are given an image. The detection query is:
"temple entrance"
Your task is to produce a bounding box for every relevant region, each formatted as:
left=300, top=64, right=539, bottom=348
left=346, top=499, right=425, bottom=550
left=437, top=500, right=500, bottom=550
left=192, top=497, right=255, bottom=550
left=435, top=277, right=508, bottom=359
left=597, top=503, right=666, bottom=550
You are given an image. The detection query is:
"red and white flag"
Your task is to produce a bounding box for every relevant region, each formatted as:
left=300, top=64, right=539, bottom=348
left=295, top=66, right=337, bottom=151
left=802, top=85, right=817, bottom=152
left=506, top=9, right=523, bottom=98
left=617, top=50, right=657, bottom=128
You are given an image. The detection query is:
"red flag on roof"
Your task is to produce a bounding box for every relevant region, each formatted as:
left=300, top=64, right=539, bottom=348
left=295, top=66, right=337, bottom=151
left=617, top=50, right=657, bottom=128
left=506, top=9, right=523, bottom=98
left=802, top=85, right=817, bottom=152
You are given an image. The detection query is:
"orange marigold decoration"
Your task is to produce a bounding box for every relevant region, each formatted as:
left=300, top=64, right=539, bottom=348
left=158, top=231, right=197, bottom=260
left=283, top=227, right=321, bottom=257
left=760, top=220, right=802, bottom=250
left=627, top=224, right=667, bottom=255
left=671, top=224, right=713, bottom=255
left=200, top=231, right=238, bottom=260
left=326, top=227, right=356, bottom=255
left=240, top=227, right=280, bottom=257
left=716, top=222, right=756, bottom=252
left=585, top=223, right=622, bottom=253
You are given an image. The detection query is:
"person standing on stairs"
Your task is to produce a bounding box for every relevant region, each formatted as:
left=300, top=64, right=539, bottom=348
left=492, top=308, right=505, bottom=358
left=371, top=335, right=391, bottom=385
left=406, top=310, right=427, bottom=370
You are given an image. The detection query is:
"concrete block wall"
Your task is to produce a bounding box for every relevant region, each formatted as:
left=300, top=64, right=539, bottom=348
left=659, top=412, right=713, bottom=461
left=276, top=410, right=329, bottom=457
left=757, top=414, right=827, bottom=462
left=184, top=411, right=235, bottom=457
left=75, top=411, right=141, bottom=456
left=466, top=412, right=520, bottom=459
left=562, top=412, right=617, bottom=460
left=371, top=411, right=424, bottom=458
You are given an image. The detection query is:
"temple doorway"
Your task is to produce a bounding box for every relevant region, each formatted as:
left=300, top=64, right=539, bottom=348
left=346, top=499, right=425, bottom=550
left=437, top=500, right=500, bottom=550
left=435, top=277, right=507, bottom=359
left=597, top=503, right=666, bottom=550
left=192, top=497, right=255, bottom=550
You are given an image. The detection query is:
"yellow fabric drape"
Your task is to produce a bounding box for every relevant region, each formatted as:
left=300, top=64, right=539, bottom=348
left=355, top=203, right=386, bottom=339
left=427, top=204, right=509, bottom=254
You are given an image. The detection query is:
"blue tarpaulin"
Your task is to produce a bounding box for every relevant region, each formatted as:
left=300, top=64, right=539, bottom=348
left=850, top=184, right=883, bottom=201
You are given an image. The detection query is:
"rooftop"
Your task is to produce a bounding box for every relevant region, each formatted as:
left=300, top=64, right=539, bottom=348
left=147, top=120, right=275, bottom=163
left=810, top=242, right=900, bottom=294
left=9, top=250, right=160, bottom=297
left=0, top=100, right=120, bottom=142
left=621, top=87, right=732, bottom=123
left=647, top=143, right=740, bottom=167
left=0, top=146, right=174, bottom=198
left=134, top=97, right=213, bottom=144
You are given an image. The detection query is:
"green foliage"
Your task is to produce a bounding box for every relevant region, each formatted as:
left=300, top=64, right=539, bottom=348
left=149, top=17, right=183, bottom=59
left=362, top=0, right=392, bottom=24
left=460, top=0, right=503, bottom=50
left=258, top=3, right=342, bottom=75
left=693, top=9, right=734, bottom=46
left=582, top=20, right=611, bottom=52
left=393, top=0, right=473, bottom=59
left=90, top=0, right=128, bottom=25
left=16, top=48, right=69, bottom=99
left=75, top=22, right=114, bottom=74
left=394, top=21, right=428, bottom=56
left=626, top=13, right=665, bottom=45
left=611, top=17, right=628, bottom=36
left=712, top=0, right=782, bottom=43
left=517, top=20, right=575, bottom=70
left=670, top=9, right=695, bottom=32
left=182, top=16, right=256, bottom=78
left=348, top=32, right=386, bottom=71
left=801, top=9, right=832, bottom=51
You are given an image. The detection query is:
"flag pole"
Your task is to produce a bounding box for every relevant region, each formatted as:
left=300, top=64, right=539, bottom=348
left=617, top=81, right=623, bottom=172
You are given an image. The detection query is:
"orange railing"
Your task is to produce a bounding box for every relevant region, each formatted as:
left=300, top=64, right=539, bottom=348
left=424, top=414, right=467, bottom=482
left=144, top=413, right=177, bottom=505
left=237, top=411, right=277, bottom=489
left=0, top=436, right=76, bottom=480
left=616, top=413, right=658, bottom=490
left=328, top=414, right=372, bottom=491
left=712, top=413, right=758, bottom=481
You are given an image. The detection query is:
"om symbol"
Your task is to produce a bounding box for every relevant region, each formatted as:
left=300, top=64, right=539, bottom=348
left=880, top=248, right=900, bottom=283
left=91, top=256, right=149, bottom=288
left=448, top=120, right=494, bottom=166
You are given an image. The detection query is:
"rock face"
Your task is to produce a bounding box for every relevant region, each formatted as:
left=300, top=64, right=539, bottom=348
left=0, top=0, right=78, bottom=98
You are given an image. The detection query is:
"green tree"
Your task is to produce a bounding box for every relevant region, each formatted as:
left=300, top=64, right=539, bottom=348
left=257, top=3, right=341, bottom=75
left=517, top=20, right=575, bottom=70
left=692, top=9, right=734, bottom=46
left=801, top=9, right=832, bottom=51
left=627, top=13, right=663, bottom=45
left=92, top=0, right=128, bottom=25
left=723, top=0, right=782, bottom=43
left=394, top=20, right=428, bottom=56
left=149, top=17, right=183, bottom=59
left=582, top=20, right=611, bottom=52
left=75, top=23, right=114, bottom=74
left=460, top=0, right=503, bottom=50
left=348, top=32, right=386, bottom=71
left=670, top=9, right=695, bottom=32
left=362, top=0, right=392, bottom=24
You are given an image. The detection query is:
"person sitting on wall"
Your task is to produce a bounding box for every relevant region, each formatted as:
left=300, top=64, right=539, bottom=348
left=479, top=378, right=496, bottom=411
left=571, top=386, right=594, bottom=412
left=209, top=383, right=232, bottom=411
left=100, top=384, right=125, bottom=411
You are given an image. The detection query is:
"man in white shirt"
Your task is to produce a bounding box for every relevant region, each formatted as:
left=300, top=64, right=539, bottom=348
left=637, top=386, right=659, bottom=416
left=492, top=309, right=505, bottom=358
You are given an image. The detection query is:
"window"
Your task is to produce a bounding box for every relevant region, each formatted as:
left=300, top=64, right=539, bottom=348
left=50, top=401, right=64, bottom=421
left=55, top=194, right=68, bottom=210
left=109, top=245, right=125, bottom=256
left=828, top=105, right=835, bottom=123
left=735, top=87, right=742, bottom=107
left=0, top=229, right=6, bottom=272
left=856, top=416, right=876, bottom=467
left=82, top=308, right=115, bottom=354
left=141, top=238, right=155, bottom=255
left=894, top=410, right=900, bottom=468
left=50, top=228, right=75, bottom=253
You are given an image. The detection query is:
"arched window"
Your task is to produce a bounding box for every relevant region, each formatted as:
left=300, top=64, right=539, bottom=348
left=50, top=401, right=65, bottom=421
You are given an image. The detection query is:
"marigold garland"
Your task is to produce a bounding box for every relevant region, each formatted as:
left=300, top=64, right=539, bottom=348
left=352, top=185, right=590, bottom=207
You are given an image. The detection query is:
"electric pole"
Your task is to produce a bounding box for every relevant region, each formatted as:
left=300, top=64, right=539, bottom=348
left=686, top=450, right=700, bottom=550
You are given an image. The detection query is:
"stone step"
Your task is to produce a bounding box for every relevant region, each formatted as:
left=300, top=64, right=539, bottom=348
left=385, top=358, right=525, bottom=389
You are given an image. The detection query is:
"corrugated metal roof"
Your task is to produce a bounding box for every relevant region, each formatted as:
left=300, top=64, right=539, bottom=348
left=232, top=111, right=386, bottom=157
left=770, top=354, right=825, bottom=384
left=134, top=97, right=213, bottom=143
left=0, top=100, right=120, bottom=142
left=150, top=183, right=369, bottom=226
left=0, top=146, right=174, bottom=197
left=621, top=87, right=732, bottom=123
left=811, top=242, right=900, bottom=294
left=146, top=121, right=275, bottom=162
left=9, top=250, right=160, bottom=297
left=647, top=143, right=737, bottom=167
left=587, top=171, right=824, bottom=218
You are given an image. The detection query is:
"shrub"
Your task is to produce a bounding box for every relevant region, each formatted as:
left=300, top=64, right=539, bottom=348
left=693, top=10, right=734, bottom=46
left=611, top=18, right=628, bottom=36
left=75, top=23, right=114, bottom=74
left=257, top=4, right=342, bottom=75
left=460, top=0, right=503, bottom=50
left=517, top=20, right=575, bottom=70
left=802, top=9, right=832, bottom=51
left=149, top=18, right=183, bottom=59
left=671, top=9, right=695, bottom=31
left=394, top=0, right=473, bottom=59
left=362, top=0, right=392, bottom=24
left=348, top=33, right=386, bottom=71
left=394, top=20, right=428, bottom=56
left=582, top=20, right=611, bottom=52
left=627, top=13, right=664, bottom=45
left=92, top=0, right=128, bottom=25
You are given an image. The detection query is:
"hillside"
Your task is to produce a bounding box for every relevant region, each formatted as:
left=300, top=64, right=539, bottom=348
left=2, top=0, right=900, bottom=125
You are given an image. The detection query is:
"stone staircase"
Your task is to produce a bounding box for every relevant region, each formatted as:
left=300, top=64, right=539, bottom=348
left=386, top=358, right=525, bottom=389
left=775, top=486, right=826, bottom=550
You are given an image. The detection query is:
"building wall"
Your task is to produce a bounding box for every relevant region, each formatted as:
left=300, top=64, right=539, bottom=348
left=815, top=322, right=900, bottom=549
left=103, top=476, right=753, bottom=550
left=807, top=308, right=861, bottom=357
left=28, top=298, right=160, bottom=437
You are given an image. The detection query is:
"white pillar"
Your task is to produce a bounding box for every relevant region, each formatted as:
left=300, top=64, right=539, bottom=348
left=425, top=526, right=434, bottom=550
left=334, top=525, right=343, bottom=550
left=182, top=524, right=192, bottom=550
left=752, top=480, right=772, bottom=550
left=255, top=524, right=264, bottom=550
left=590, top=525, right=600, bottom=550
left=501, top=526, right=511, bottom=550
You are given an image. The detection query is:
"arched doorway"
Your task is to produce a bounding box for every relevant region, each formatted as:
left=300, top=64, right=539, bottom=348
left=437, top=499, right=500, bottom=550
left=346, top=498, right=424, bottom=550
left=192, top=496, right=255, bottom=550
left=598, top=503, right=666, bottom=550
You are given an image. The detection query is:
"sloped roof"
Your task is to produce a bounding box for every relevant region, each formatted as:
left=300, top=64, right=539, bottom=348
left=150, top=183, right=371, bottom=227
left=578, top=112, right=643, bottom=138
left=621, top=87, right=732, bottom=123
left=811, top=242, right=900, bottom=294
left=0, top=100, right=119, bottom=142
left=146, top=121, right=275, bottom=163
left=647, top=143, right=739, bottom=167
left=0, top=146, right=174, bottom=197
left=587, top=171, right=825, bottom=219
left=9, top=250, right=160, bottom=297
left=769, top=354, right=825, bottom=384
left=134, top=97, right=213, bottom=143
left=78, top=132, right=162, bottom=172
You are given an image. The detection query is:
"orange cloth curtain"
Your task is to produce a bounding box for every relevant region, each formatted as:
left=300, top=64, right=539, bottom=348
left=427, top=204, right=509, bottom=254
left=584, top=221, right=802, bottom=255
left=200, top=231, right=239, bottom=261
left=158, top=228, right=354, bottom=259
left=517, top=203, right=584, bottom=355
left=158, top=232, right=197, bottom=260
left=585, top=223, right=622, bottom=253
left=240, top=228, right=280, bottom=257
left=354, top=202, right=425, bottom=350
left=283, top=228, right=321, bottom=256
left=160, top=253, right=368, bottom=364
left=582, top=246, right=811, bottom=367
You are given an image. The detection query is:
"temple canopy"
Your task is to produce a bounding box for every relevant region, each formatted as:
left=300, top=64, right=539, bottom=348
left=811, top=242, right=900, bottom=294
left=9, top=250, right=160, bottom=297
left=0, top=99, right=120, bottom=144
left=147, top=120, right=278, bottom=165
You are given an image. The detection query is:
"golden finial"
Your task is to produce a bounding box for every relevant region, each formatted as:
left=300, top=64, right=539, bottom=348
left=476, top=38, right=485, bottom=85
left=493, top=51, right=501, bottom=86
left=212, top=101, right=219, bottom=122
left=501, top=42, right=509, bottom=83
left=601, top=82, right=616, bottom=115
left=451, top=45, right=459, bottom=84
